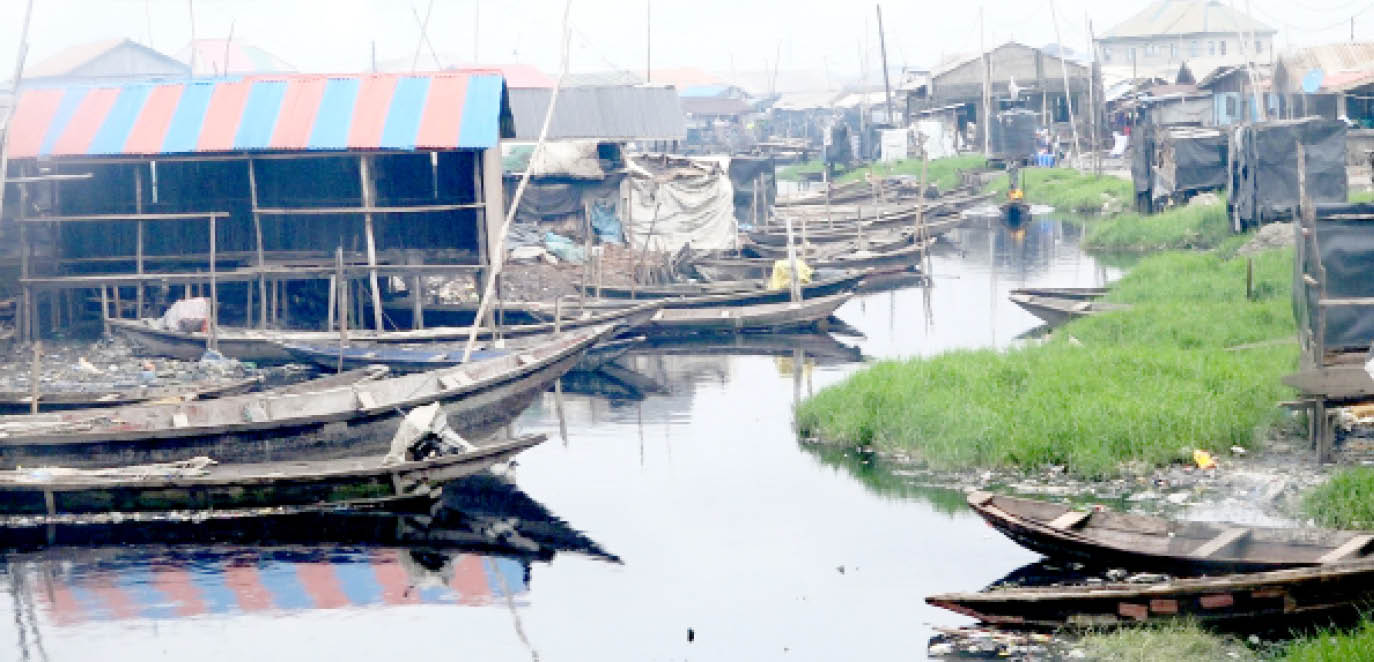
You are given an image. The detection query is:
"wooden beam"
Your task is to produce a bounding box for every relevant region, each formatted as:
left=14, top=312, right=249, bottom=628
left=248, top=158, right=267, bottom=329
left=18, top=212, right=230, bottom=223
left=253, top=203, right=484, bottom=215
left=359, top=155, right=384, bottom=331
left=1190, top=528, right=1249, bottom=558
left=1318, top=534, right=1374, bottom=564
left=4, top=173, right=93, bottom=183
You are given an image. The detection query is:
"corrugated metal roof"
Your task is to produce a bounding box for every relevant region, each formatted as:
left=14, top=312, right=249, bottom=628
left=680, top=96, right=752, bottom=117
left=7, top=72, right=512, bottom=158
left=1104, top=0, right=1273, bottom=38
left=508, top=86, right=685, bottom=141
left=1276, top=43, right=1374, bottom=92
left=26, top=39, right=190, bottom=80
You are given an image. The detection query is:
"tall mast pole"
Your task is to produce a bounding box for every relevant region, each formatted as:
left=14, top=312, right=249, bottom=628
left=876, top=5, right=894, bottom=126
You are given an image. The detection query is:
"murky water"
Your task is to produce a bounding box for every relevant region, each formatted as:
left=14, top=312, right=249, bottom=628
left=1, top=217, right=1117, bottom=661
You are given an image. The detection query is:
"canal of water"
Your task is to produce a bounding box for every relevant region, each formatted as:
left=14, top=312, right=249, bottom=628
left=1, top=217, right=1119, bottom=661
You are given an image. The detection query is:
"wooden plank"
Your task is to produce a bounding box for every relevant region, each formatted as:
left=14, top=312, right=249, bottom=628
left=253, top=203, right=483, bottom=215
left=18, top=212, right=230, bottom=223
left=1282, top=366, right=1374, bottom=400
left=1319, top=297, right=1374, bottom=307
left=1047, top=510, right=1092, bottom=531
left=1190, top=528, right=1249, bottom=558
left=1317, top=534, right=1374, bottom=564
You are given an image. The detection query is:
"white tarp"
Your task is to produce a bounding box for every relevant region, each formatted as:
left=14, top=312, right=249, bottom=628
left=623, top=156, right=737, bottom=251
left=914, top=120, right=958, bottom=159
left=880, top=129, right=908, bottom=162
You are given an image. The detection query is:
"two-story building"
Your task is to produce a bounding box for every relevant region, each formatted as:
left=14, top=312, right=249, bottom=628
left=1096, top=0, right=1276, bottom=85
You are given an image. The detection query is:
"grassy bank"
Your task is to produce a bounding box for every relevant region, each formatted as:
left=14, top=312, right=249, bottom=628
left=1083, top=202, right=1232, bottom=252
left=1302, top=468, right=1374, bottom=528
left=778, top=155, right=986, bottom=192
left=985, top=166, right=1133, bottom=215
left=795, top=248, right=1298, bottom=477
left=1077, top=622, right=1256, bottom=661
left=1281, top=620, right=1374, bottom=661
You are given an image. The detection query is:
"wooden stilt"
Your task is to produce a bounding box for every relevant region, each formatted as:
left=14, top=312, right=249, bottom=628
left=244, top=282, right=253, bottom=328
left=411, top=275, right=424, bottom=330
left=248, top=158, right=268, bottom=329
left=326, top=275, right=336, bottom=331
left=18, top=183, right=31, bottom=342
left=113, top=287, right=122, bottom=322
left=29, top=340, right=41, bottom=415
left=359, top=156, right=384, bottom=331
left=208, top=214, right=218, bottom=351
left=100, top=285, right=110, bottom=336
left=335, top=247, right=347, bottom=372
left=134, top=168, right=144, bottom=318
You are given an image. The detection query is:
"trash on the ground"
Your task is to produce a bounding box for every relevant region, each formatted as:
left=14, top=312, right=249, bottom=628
left=157, top=297, right=211, bottom=332
left=384, top=403, right=475, bottom=465
left=1193, top=449, right=1216, bottom=470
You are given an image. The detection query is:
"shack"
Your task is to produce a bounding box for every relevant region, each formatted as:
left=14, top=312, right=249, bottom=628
left=1228, top=118, right=1347, bottom=229
left=1, top=72, right=514, bottom=340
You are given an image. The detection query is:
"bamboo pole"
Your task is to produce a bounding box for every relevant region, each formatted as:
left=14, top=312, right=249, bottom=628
left=134, top=168, right=144, bottom=317
left=785, top=216, right=801, bottom=303
left=326, top=274, right=336, bottom=331
left=581, top=200, right=591, bottom=307
left=100, top=286, right=110, bottom=336
left=335, top=247, right=346, bottom=373
left=1048, top=0, right=1081, bottom=161
left=29, top=341, right=40, bottom=415
left=247, top=158, right=267, bottom=328
left=0, top=1, right=35, bottom=335
left=359, top=155, right=384, bottom=331
left=208, top=214, right=218, bottom=351
left=462, top=0, right=572, bottom=362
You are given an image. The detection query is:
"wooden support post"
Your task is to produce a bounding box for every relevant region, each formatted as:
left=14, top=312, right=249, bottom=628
left=582, top=201, right=592, bottom=305
left=359, top=155, right=384, bottom=331
left=134, top=168, right=144, bottom=318
left=18, top=183, right=31, bottom=341
left=208, top=215, right=218, bottom=351
left=29, top=340, right=40, bottom=415
left=248, top=158, right=267, bottom=329
left=554, top=296, right=562, bottom=334
left=785, top=215, right=801, bottom=303
left=326, top=275, right=336, bottom=331
left=411, top=274, right=424, bottom=330
left=335, top=247, right=347, bottom=372
left=113, top=286, right=122, bottom=323
left=823, top=167, right=833, bottom=229
left=100, top=285, right=110, bottom=336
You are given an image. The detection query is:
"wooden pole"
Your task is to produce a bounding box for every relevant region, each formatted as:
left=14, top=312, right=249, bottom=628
left=411, top=273, right=424, bottom=329
left=29, top=341, right=40, bottom=415
left=100, top=286, right=110, bottom=336
left=359, top=156, right=384, bottom=331
left=980, top=6, right=990, bottom=157
left=326, top=274, right=336, bottom=331
left=1048, top=0, right=1082, bottom=161
left=247, top=158, right=267, bottom=328
left=18, top=183, right=31, bottom=341
left=335, top=247, right=346, bottom=372
left=581, top=200, right=592, bottom=306
left=876, top=4, right=894, bottom=127
left=823, top=167, right=833, bottom=229
left=134, top=168, right=144, bottom=317
left=208, top=215, right=218, bottom=351
left=0, top=0, right=35, bottom=298
left=785, top=215, right=801, bottom=303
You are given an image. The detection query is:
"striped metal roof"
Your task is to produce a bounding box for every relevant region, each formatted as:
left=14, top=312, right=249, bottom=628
left=7, top=72, right=511, bottom=158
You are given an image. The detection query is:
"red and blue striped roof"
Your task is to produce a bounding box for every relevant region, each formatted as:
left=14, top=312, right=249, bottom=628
left=7, top=72, right=512, bottom=158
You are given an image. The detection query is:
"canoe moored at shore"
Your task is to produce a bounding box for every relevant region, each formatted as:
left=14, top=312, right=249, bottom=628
left=0, top=375, right=264, bottom=413
left=109, top=300, right=661, bottom=364
left=1008, top=293, right=1130, bottom=328
left=278, top=334, right=644, bottom=374
left=968, top=491, right=1374, bottom=574
left=926, top=558, right=1374, bottom=629
left=0, top=325, right=615, bottom=469
left=0, top=435, right=545, bottom=516
left=1007, top=287, right=1110, bottom=301
left=575, top=270, right=866, bottom=305
left=641, top=293, right=853, bottom=335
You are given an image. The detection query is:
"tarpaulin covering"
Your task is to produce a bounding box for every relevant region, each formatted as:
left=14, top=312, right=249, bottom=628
left=989, top=109, right=1038, bottom=161
left=624, top=155, right=736, bottom=252
left=1296, top=206, right=1374, bottom=353
left=1153, top=127, right=1227, bottom=198
left=1230, top=118, right=1347, bottom=226
left=510, top=177, right=622, bottom=226
left=915, top=119, right=958, bottom=159
left=726, top=155, right=775, bottom=223
left=7, top=72, right=510, bottom=157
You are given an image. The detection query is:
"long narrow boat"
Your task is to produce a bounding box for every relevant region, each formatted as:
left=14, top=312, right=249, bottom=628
left=110, top=300, right=659, bottom=364
left=0, top=435, right=545, bottom=516
left=927, top=559, right=1374, bottom=629
left=1008, top=287, right=1110, bottom=301
left=1009, top=293, right=1130, bottom=328
left=0, top=375, right=264, bottom=413
left=630, top=331, right=863, bottom=364
left=0, top=325, right=614, bottom=468
left=641, top=293, right=852, bottom=335
left=967, top=491, right=1374, bottom=574
left=576, top=270, right=866, bottom=304
left=704, top=239, right=932, bottom=279
left=278, top=334, right=643, bottom=375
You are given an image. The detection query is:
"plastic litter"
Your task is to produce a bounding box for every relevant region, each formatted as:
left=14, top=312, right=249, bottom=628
left=1193, top=449, right=1217, bottom=470
left=543, top=232, right=586, bottom=264
left=767, top=258, right=813, bottom=291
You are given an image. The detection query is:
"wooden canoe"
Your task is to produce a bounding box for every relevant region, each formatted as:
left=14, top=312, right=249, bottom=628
left=700, top=240, right=931, bottom=280
left=746, top=211, right=967, bottom=247
left=576, top=270, right=866, bottom=305
left=1008, top=287, right=1110, bottom=302
left=927, top=558, right=1374, bottom=629
left=279, top=334, right=643, bottom=374
left=109, top=300, right=661, bottom=364
left=0, top=325, right=614, bottom=468
left=0, top=435, right=545, bottom=516
left=968, top=491, right=1374, bottom=574
left=641, top=292, right=852, bottom=335
left=630, top=331, right=863, bottom=364
left=1009, top=293, right=1130, bottom=328
left=0, top=375, right=264, bottom=413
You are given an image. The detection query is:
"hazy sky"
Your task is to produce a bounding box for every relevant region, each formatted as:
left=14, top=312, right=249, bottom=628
left=0, top=0, right=1371, bottom=88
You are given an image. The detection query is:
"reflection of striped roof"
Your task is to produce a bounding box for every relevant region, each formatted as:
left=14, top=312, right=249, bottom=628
left=35, top=549, right=527, bottom=625
left=7, top=72, right=511, bottom=158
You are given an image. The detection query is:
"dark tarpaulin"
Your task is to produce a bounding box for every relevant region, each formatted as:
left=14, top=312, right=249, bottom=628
left=727, top=156, right=776, bottom=220
left=1154, top=128, right=1227, bottom=197
left=1298, top=206, right=1374, bottom=353
left=511, top=176, right=623, bottom=225
left=989, top=109, right=1038, bottom=161
left=1231, top=118, right=1347, bottom=227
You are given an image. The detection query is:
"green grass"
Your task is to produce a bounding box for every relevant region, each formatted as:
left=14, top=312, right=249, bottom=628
left=985, top=166, right=1134, bottom=214
left=795, top=248, right=1298, bottom=477
left=1083, top=202, right=1232, bottom=253
left=1350, top=190, right=1374, bottom=203
left=1281, top=619, right=1374, bottom=661
left=777, top=159, right=826, bottom=182
left=835, top=154, right=988, bottom=191
left=1077, top=621, right=1257, bottom=662
left=1302, top=468, right=1374, bottom=529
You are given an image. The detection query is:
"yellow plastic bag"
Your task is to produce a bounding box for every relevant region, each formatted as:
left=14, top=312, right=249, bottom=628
left=767, top=259, right=813, bottom=291
left=1193, top=449, right=1216, bottom=470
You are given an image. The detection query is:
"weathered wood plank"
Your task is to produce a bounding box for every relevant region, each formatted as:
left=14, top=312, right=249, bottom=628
left=1190, top=528, right=1249, bottom=558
